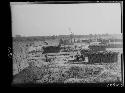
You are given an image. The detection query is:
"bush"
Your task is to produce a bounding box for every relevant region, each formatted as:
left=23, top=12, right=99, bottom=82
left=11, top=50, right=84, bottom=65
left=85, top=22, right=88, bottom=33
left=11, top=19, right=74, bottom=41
left=67, top=66, right=82, bottom=78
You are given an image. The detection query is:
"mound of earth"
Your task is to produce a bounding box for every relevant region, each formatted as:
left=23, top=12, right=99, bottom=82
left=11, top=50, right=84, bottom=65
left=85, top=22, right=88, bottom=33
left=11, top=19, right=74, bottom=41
left=12, top=64, right=51, bottom=84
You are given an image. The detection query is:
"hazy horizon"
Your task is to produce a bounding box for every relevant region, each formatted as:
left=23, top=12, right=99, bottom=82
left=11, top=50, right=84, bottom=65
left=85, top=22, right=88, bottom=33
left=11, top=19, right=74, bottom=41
left=11, top=3, right=121, bottom=37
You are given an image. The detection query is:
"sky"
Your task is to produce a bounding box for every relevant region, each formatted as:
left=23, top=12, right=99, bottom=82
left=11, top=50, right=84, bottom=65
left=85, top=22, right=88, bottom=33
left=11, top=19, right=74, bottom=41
left=11, top=3, right=121, bottom=37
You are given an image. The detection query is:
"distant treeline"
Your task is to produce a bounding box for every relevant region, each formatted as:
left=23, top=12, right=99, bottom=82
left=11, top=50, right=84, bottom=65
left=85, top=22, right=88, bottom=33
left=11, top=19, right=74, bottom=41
left=13, top=34, right=122, bottom=42
left=13, top=37, right=45, bottom=42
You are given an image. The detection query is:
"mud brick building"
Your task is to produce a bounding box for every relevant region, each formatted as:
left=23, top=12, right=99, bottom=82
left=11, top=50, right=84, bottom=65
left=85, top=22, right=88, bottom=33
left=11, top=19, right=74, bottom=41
left=87, top=51, right=119, bottom=63
left=81, top=43, right=119, bottom=64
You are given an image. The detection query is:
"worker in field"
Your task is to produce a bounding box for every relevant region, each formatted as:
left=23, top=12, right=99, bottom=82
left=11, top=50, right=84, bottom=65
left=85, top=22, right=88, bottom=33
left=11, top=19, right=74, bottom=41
left=80, top=54, right=85, bottom=61
left=75, top=51, right=81, bottom=61
left=45, top=53, right=48, bottom=62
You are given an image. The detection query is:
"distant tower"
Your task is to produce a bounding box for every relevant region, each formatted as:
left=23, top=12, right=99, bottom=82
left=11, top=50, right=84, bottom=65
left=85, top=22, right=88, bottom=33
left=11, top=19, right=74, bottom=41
left=68, top=27, right=74, bottom=43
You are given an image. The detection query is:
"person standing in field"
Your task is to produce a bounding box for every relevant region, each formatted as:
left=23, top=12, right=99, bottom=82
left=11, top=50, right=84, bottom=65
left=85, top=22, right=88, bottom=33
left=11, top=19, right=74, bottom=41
left=45, top=54, right=48, bottom=62
left=75, top=51, right=80, bottom=61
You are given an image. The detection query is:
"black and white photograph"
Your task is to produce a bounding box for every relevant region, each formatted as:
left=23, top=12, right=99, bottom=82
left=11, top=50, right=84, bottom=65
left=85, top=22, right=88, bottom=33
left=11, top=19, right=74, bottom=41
left=10, top=1, right=123, bottom=87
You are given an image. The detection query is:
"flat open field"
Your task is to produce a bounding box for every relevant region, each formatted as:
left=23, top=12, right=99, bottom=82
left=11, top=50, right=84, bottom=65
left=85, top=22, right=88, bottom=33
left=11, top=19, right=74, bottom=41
left=12, top=39, right=123, bottom=84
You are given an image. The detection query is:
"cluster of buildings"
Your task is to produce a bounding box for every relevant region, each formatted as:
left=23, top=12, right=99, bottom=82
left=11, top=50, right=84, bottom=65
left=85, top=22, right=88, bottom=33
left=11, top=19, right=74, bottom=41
left=26, top=34, right=121, bottom=64
left=13, top=34, right=122, bottom=76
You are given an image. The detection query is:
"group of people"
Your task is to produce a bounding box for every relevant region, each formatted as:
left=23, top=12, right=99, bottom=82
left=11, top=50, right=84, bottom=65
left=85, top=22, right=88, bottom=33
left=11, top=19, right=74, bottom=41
left=75, top=51, right=85, bottom=61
